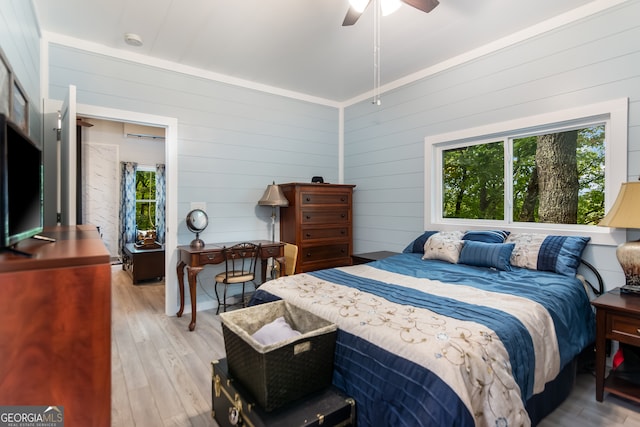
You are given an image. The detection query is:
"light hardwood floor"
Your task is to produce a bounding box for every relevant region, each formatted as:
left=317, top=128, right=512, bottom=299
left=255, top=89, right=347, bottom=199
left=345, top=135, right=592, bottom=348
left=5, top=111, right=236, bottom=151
left=111, top=265, right=640, bottom=426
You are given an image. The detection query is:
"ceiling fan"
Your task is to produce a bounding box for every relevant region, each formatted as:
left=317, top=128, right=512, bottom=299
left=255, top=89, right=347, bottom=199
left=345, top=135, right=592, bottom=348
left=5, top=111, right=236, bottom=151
left=342, top=0, right=440, bottom=26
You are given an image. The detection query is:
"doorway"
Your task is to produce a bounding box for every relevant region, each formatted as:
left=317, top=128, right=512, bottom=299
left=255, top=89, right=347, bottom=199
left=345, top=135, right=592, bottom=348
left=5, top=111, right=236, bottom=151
left=73, top=104, right=178, bottom=317
left=79, top=118, right=165, bottom=262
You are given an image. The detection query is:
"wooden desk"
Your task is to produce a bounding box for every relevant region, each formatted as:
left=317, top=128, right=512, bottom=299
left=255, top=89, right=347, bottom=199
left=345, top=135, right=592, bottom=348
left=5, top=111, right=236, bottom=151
left=176, top=240, right=285, bottom=330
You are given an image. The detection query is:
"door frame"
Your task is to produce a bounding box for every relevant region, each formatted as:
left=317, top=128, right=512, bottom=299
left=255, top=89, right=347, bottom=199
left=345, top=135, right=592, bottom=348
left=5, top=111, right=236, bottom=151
left=74, top=103, right=179, bottom=317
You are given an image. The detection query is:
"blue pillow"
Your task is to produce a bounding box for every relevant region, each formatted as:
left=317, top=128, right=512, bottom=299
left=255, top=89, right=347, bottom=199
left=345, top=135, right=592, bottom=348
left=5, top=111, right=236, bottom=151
left=463, top=230, right=510, bottom=243
left=506, top=233, right=590, bottom=277
left=403, top=231, right=438, bottom=253
left=458, top=241, right=515, bottom=271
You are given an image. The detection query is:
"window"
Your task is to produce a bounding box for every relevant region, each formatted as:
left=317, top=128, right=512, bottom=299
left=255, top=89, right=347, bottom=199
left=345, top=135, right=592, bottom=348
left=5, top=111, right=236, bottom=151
left=425, top=99, right=628, bottom=245
left=136, top=168, right=156, bottom=232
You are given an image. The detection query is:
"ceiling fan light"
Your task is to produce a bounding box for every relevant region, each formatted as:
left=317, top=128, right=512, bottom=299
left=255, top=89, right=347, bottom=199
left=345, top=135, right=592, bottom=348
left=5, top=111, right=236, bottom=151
left=349, top=0, right=370, bottom=13
left=381, top=0, right=402, bottom=16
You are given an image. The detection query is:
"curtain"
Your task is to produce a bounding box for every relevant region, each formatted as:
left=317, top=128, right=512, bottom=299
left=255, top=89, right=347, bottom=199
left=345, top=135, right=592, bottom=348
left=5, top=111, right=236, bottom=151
left=155, top=163, right=166, bottom=244
left=119, top=161, right=138, bottom=255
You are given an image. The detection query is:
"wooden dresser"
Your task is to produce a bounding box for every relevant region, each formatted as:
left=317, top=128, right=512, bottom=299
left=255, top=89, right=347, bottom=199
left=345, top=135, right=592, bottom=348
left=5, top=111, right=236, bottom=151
left=0, top=225, right=111, bottom=427
left=279, top=183, right=355, bottom=273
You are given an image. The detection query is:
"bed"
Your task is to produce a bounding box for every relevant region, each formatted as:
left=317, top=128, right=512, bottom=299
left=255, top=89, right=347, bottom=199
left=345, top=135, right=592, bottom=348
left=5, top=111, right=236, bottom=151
left=249, top=231, right=601, bottom=427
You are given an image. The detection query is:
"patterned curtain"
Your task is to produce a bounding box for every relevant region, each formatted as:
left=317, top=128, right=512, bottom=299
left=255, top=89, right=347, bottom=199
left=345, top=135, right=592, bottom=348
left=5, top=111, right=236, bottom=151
left=119, top=161, right=138, bottom=255
left=155, top=163, right=166, bottom=244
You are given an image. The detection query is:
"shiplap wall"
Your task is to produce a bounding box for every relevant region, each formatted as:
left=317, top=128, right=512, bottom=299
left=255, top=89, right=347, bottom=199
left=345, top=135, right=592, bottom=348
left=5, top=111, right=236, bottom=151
left=344, top=0, right=640, bottom=290
left=47, top=45, right=339, bottom=242
left=0, top=1, right=41, bottom=139
left=45, top=44, right=339, bottom=311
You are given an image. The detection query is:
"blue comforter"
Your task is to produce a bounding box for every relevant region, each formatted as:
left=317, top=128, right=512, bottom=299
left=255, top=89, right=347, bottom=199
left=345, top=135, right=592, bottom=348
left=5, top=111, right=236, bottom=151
left=251, top=253, right=595, bottom=427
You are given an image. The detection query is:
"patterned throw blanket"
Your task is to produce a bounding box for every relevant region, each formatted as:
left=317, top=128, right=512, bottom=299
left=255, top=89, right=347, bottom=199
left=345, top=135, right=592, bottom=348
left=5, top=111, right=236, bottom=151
left=252, top=255, right=595, bottom=427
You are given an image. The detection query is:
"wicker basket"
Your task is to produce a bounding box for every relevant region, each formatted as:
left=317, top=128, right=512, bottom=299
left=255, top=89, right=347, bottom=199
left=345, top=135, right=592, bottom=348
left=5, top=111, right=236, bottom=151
left=219, top=300, right=337, bottom=412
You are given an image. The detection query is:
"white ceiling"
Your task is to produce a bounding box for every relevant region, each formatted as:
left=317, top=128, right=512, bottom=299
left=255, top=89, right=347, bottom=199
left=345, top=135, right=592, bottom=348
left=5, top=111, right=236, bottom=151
left=33, top=0, right=600, bottom=103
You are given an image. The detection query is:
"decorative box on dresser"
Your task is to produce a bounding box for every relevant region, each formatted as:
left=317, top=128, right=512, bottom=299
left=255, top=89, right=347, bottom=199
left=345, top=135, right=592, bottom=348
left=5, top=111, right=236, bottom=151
left=0, top=225, right=111, bottom=427
left=279, top=183, right=355, bottom=273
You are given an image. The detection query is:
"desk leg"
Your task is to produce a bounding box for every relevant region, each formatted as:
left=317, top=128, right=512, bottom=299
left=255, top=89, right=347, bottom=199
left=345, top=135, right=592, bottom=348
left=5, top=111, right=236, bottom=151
left=176, top=260, right=201, bottom=331
left=176, top=261, right=186, bottom=317
left=186, top=267, right=200, bottom=331
left=260, top=257, right=286, bottom=283
left=260, top=258, right=268, bottom=283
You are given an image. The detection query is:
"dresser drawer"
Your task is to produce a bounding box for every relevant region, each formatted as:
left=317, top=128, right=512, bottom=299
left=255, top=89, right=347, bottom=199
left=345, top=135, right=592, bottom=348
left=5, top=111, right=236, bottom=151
left=607, top=312, right=640, bottom=346
left=301, top=191, right=351, bottom=206
left=199, top=251, right=224, bottom=264
left=301, top=226, right=350, bottom=242
left=300, top=244, right=350, bottom=263
left=301, top=209, right=350, bottom=225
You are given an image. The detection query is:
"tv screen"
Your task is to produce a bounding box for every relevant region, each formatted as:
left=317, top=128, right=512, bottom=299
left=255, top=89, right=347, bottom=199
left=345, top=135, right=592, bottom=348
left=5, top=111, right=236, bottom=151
left=0, top=114, right=43, bottom=248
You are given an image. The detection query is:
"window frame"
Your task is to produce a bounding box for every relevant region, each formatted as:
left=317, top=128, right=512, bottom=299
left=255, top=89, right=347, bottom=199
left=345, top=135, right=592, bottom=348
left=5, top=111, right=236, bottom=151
left=424, top=98, right=628, bottom=246
left=135, top=166, right=157, bottom=232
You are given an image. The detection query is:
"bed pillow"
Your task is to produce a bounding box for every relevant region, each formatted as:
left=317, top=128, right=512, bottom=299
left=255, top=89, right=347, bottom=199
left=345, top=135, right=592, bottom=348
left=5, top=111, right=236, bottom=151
left=463, top=230, right=510, bottom=243
left=506, top=233, right=590, bottom=277
left=403, top=231, right=438, bottom=253
left=458, top=241, right=515, bottom=271
left=422, top=231, right=465, bottom=264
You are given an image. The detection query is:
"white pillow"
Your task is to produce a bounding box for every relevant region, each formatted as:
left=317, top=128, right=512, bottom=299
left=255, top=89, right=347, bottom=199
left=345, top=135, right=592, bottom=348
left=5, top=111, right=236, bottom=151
left=252, top=316, right=301, bottom=346
left=422, top=231, right=465, bottom=264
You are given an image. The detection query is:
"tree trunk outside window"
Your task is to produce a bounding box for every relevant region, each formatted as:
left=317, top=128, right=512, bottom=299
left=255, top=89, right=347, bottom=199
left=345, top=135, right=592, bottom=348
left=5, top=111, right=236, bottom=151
left=536, top=131, right=579, bottom=224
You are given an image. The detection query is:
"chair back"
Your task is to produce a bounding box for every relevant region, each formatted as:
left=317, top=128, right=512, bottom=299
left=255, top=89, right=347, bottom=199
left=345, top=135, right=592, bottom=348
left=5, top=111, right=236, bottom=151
left=284, top=243, right=298, bottom=276
left=222, top=242, right=261, bottom=283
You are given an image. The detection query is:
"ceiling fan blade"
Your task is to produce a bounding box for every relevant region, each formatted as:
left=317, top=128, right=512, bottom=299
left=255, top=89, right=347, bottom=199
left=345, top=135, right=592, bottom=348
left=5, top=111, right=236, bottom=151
left=342, top=0, right=372, bottom=26
left=401, top=0, right=439, bottom=14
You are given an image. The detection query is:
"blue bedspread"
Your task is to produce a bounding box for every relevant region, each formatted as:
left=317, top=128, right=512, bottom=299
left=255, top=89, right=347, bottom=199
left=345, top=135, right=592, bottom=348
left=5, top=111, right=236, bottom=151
left=251, top=253, right=595, bottom=427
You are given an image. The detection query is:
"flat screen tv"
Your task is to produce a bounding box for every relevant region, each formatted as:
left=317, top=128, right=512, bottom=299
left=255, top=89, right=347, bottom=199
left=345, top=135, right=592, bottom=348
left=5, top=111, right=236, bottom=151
left=0, top=113, right=43, bottom=249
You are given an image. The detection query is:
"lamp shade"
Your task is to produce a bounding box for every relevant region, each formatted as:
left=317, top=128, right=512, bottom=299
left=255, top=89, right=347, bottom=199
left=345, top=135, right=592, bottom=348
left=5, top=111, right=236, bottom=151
left=598, top=182, right=640, bottom=229
left=258, top=182, right=289, bottom=207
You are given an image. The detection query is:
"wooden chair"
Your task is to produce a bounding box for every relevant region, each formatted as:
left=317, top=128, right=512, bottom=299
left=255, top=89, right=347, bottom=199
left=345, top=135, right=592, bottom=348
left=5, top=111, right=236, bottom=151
left=274, top=243, right=298, bottom=278
left=214, top=242, right=261, bottom=314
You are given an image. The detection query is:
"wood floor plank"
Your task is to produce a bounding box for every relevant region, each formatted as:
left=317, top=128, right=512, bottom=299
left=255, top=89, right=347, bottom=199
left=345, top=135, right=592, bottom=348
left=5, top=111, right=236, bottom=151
left=128, top=385, right=165, bottom=427
left=136, top=340, right=187, bottom=422
left=110, top=265, right=640, bottom=426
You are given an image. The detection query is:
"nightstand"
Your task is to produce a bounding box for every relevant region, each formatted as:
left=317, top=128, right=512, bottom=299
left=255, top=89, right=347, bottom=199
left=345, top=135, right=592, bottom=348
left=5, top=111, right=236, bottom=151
left=592, top=289, right=640, bottom=403
left=351, top=251, right=399, bottom=265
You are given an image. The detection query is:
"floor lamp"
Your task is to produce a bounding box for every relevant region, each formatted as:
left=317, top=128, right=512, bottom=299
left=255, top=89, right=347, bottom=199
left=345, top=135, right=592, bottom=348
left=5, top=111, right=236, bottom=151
left=258, top=182, right=289, bottom=278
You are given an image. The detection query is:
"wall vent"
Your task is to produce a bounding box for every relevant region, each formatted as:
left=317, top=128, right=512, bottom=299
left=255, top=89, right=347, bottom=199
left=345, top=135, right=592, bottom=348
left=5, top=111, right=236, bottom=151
left=124, top=123, right=165, bottom=140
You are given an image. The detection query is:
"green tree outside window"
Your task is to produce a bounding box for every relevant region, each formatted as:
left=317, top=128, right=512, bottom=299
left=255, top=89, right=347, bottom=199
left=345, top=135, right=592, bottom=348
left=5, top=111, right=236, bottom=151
left=442, top=125, right=605, bottom=225
left=136, top=170, right=156, bottom=231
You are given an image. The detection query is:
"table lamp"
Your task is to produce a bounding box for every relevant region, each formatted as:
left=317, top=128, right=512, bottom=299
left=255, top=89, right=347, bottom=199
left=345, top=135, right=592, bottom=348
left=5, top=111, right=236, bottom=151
left=258, top=181, right=289, bottom=242
left=598, top=181, right=640, bottom=287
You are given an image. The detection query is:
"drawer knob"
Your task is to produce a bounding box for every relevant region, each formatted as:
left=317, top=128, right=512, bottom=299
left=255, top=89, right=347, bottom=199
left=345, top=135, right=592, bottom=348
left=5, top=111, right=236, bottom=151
left=306, top=252, right=312, bottom=257
left=306, top=197, right=311, bottom=202
left=305, top=233, right=312, bottom=238
left=207, top=254, right=215, bottom=260
left=341, top=213, right=346, bottom=218
left=306, top=215, right=311, bottom=220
